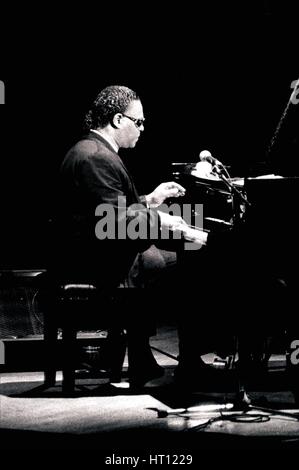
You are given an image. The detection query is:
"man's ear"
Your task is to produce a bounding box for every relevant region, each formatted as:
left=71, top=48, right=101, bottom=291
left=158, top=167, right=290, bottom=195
left=112, top=113, right=122, bottom=128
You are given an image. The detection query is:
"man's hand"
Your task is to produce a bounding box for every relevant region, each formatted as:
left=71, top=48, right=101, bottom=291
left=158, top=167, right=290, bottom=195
left=158, top=212, right=208, bottom=248
left=145, top=182, right=186, bottom=208
left=157, top=211, right=188, bottom=232
left=179, top=225, right=208, bottom=246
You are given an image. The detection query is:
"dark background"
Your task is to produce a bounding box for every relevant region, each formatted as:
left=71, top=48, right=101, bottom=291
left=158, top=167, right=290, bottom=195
left=0, top=1, right=298, bottom=268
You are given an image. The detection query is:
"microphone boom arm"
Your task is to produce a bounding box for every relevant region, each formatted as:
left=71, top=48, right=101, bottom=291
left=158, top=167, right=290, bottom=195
left=213, top=169, right=251, bottom=207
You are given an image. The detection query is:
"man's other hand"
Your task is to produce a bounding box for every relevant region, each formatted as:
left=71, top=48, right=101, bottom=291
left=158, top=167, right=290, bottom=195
left=145, top=182, right=186, bottom=208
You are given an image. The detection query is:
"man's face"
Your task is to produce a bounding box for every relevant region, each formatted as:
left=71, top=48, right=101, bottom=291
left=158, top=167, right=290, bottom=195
left=119, top=100, right=145, bottom=148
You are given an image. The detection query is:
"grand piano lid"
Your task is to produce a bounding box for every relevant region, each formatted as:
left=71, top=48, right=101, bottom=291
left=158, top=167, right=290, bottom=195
left=247, top=174, right=284, bottom=180
left=0, top=269, right=46, bottom=277
left=172, top=161, right=243, bottom=191
left=229, top=177, right=245, bottom=187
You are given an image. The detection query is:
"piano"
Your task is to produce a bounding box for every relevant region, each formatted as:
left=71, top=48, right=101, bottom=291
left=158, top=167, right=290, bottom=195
left=169, top=163, right=299, bottom=325
left=170, top=162, right=245, bottom=235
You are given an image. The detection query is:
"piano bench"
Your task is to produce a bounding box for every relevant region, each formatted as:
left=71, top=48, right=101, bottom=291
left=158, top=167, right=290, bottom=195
left=42, top=283, right=126, bottom=394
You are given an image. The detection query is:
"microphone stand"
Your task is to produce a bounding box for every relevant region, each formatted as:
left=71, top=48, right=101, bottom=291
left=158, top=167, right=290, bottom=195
left=211, top=166, right=251, bottom=225
left=212, top=167, right=251, bottom=207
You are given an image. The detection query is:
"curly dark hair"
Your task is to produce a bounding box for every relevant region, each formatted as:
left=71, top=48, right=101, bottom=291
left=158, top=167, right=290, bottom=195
left=84, top=85, right=139, bottom=131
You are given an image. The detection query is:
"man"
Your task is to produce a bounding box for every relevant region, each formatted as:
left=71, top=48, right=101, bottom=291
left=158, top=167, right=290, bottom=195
left=55, top=85, right=206, bottom=388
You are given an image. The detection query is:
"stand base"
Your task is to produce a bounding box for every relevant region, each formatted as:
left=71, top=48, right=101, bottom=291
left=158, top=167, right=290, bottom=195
left=233, top=389, right=299, bottom=420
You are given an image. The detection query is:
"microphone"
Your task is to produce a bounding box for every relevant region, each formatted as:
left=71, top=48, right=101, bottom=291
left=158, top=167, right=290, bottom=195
left=199, top=150, right=224, bottom=168
left=199, top=150, right=227, bottom=178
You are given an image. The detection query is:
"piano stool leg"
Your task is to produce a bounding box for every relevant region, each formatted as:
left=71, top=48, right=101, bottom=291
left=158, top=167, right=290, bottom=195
left=43, top=317, right=59, bottom=387
left=62, top=326, right=77, bottom=394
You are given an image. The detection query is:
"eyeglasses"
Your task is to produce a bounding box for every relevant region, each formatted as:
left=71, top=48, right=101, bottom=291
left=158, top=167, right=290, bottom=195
left=122, top=113, right=145, bottom=129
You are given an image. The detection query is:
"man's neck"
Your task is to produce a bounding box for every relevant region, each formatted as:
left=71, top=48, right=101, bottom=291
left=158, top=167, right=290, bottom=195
left=91, top=128, right=119, bottom=153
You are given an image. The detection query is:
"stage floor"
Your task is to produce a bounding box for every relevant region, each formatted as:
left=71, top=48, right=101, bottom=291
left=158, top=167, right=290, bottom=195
left=1, top=324, right=299, bottom=452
